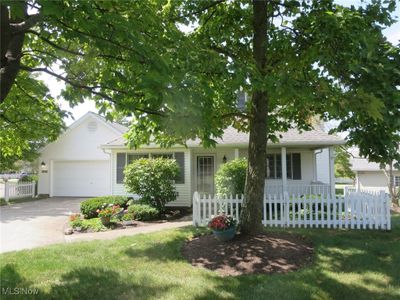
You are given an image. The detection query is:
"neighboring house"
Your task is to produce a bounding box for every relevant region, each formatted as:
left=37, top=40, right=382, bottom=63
left=350, top=152, right=400, bottom=193
left=38, top=112, right=344, bottom=206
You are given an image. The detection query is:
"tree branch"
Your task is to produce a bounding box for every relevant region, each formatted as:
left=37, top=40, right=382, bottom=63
left=27, top=30, right=85, bottom=56
left=10, top=13, right=41, bottom=33
left=20, top=65, right=166, bottom=117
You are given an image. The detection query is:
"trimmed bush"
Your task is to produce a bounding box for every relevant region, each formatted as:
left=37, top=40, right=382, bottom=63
left=127, top=204, right=159, bottom=221
left=124, top=158, right=179, bottom=212
left=80, top=196, right=129, bottom=219
left=215, top=158, right=247, bottom=196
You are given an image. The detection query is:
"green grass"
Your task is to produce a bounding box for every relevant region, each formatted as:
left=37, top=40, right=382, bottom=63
left=1, top=215, right=399, bottom=300
left=0, top=195, right=47, bottom=206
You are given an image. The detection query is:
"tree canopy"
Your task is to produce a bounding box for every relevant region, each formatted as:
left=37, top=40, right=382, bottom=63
left=1, top=0, right=399, bottom=230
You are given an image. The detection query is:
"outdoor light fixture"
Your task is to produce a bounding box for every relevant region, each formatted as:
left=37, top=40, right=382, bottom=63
left=41, top=162, right=48, bottom=172
left=222, top=155, right=227, bottom=164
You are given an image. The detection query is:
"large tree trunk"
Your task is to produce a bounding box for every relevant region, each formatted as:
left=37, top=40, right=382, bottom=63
left=1, top=3, right=40, bottom=103
left=239, top=0, right=269, bottom=235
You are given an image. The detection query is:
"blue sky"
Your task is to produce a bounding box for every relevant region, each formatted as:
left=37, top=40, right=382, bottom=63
left=40, top=1, right=400, bottom=126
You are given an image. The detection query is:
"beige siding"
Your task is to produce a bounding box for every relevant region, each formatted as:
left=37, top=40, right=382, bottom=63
left=111, top=149, right=192, bottom=207
left=357, top=170, right=400, bottom=192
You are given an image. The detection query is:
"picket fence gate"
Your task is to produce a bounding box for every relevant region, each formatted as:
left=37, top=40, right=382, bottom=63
left=192, top=190, right=391, bottom=230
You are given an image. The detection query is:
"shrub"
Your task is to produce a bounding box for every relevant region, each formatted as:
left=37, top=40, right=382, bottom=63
left=80, top=196, right=129, bottom=219
left=127, top=204, right=159, bottom=221
left=124, top=158, right=179, bottom=212
left=215, top=158, right=247, bottom=196
left=122, top=212, right=134, bottom=221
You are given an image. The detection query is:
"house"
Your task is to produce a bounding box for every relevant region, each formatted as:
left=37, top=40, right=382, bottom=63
left=38, top=112, right=344, bottom=206
left=350, top=152, right=400, bottom=193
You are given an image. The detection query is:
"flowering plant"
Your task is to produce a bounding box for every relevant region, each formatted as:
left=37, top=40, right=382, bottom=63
left=69, top=213, right=81, bottom=222
left=97, top=205, right=121, bottom=218
left=208, top=214, right=236, bottom=231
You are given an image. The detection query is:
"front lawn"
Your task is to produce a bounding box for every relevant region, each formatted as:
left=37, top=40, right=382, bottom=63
left=1, top=215, right=399, bottom=300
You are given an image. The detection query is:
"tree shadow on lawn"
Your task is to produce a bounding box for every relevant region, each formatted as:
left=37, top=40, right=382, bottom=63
left=192, top=221, right=400, bottom=300
left=0, top=264, right=176, bottom=300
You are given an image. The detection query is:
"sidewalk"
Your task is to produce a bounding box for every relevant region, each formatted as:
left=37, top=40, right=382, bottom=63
left=64, top=220, right=192, bottom=243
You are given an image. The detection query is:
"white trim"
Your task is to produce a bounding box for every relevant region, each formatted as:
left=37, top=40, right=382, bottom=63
left=234, top=148, right=239, bottom=159
left=102, top=139, right=345, bottom=149
left=329, top=146, right=336, bottom=198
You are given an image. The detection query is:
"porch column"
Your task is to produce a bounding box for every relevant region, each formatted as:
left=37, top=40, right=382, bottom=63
left=281, top=147, right=287, bottom=195
left=329, top=146, right=335, bottom=198
left=356, top=171, right=360, bottom=192
left=234, top=148, right=239, bottom=159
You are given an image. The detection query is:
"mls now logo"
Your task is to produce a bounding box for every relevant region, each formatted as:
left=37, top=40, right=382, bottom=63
left=1, top=287, right=39, bottom=295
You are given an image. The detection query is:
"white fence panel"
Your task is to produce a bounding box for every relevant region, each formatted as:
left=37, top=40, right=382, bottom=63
left=2, top=181, right=35, bottom=201
left=192, top=190, right=391, bottom=230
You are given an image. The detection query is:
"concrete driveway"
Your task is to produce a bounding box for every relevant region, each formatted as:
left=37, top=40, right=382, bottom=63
left=0, top=197, right=84, bottom=253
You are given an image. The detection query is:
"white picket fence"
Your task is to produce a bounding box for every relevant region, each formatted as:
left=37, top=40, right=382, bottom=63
left=192, top=190, right=391, bottom=230
left=1, top=181, right=35, bottom=201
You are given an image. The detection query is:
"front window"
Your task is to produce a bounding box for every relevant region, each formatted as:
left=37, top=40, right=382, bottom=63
left=266, top=153, right=301, bottom=180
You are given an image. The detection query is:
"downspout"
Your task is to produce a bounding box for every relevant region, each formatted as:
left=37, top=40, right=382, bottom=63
left=314, top=149, right=323, bottom=182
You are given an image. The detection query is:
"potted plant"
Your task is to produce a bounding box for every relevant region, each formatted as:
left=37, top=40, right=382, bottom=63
left=208, top=214, right=237, bottom=242
left=97, top=205, right=121, bottom=226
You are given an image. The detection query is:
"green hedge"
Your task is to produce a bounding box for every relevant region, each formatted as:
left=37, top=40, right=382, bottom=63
left=80, top=196, right=129, bottom=219
left=215, top=158, right=247, bottom=196
left=127, top=204, right=159, bottom=221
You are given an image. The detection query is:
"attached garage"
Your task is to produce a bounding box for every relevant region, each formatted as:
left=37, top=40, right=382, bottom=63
left=51, top=161, right=110, bottom=197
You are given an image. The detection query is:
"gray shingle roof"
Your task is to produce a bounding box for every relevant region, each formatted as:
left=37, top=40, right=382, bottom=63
left=102, top=126, right=344, bottom=148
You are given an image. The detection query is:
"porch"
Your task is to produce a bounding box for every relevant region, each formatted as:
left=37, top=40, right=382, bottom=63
left=193, top=145, right=336, bottom=198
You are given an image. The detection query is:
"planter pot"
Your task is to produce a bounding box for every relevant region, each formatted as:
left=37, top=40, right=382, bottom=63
left=122, top=220, right=133, bottom=226
left=213, top=226, right=236, bottom=242
left=100, top=216, right=111, bottom=226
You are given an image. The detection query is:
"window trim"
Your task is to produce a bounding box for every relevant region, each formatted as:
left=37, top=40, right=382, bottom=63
left=266, top=152, right=301, bottom=180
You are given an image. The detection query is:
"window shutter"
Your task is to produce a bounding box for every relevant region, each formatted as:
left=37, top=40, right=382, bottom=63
left=292, top=153, right=301, bottom=180
left=266, top=154, right=275, bottom=178
left=116, top=153, right=126, bottom=184
left=174, top=152, right=185, bottom=184
left=276, top=154, right=282, bottom=179
left=286, top=154, right=292, bottom=179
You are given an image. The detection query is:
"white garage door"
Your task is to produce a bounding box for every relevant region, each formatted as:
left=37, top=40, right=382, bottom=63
left=52, top=161, right=110, bottom=197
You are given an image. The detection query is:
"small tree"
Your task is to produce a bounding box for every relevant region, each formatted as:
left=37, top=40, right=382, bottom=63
left=215, top=158, right=247, bottom=196
left=124, top=158, right=179, bottom=212
left=334, top=146, right=355, bottom=180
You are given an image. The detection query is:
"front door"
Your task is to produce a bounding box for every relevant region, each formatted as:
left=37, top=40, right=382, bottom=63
left=196, top=156, right=215, bottom=195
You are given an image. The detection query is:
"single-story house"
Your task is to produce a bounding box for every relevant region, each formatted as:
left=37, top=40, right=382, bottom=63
left=38, top=112, right=344, bottom=206
left=350, top=152, right=400, bottom=193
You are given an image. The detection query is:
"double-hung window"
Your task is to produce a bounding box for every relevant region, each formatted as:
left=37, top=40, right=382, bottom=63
left=266, top=153, right=301, bottom=180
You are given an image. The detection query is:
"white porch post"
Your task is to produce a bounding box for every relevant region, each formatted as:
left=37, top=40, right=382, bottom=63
left=356, top=171, right=360, bottom=192
left=234, top=148, right=239, bottom=159
left=329, top=146, right=335, bottom=198
left=281, top=147, right=287, bottom=195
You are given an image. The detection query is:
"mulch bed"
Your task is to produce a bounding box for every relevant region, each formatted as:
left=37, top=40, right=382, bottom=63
left=182, top=232, right=313, bottom=276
